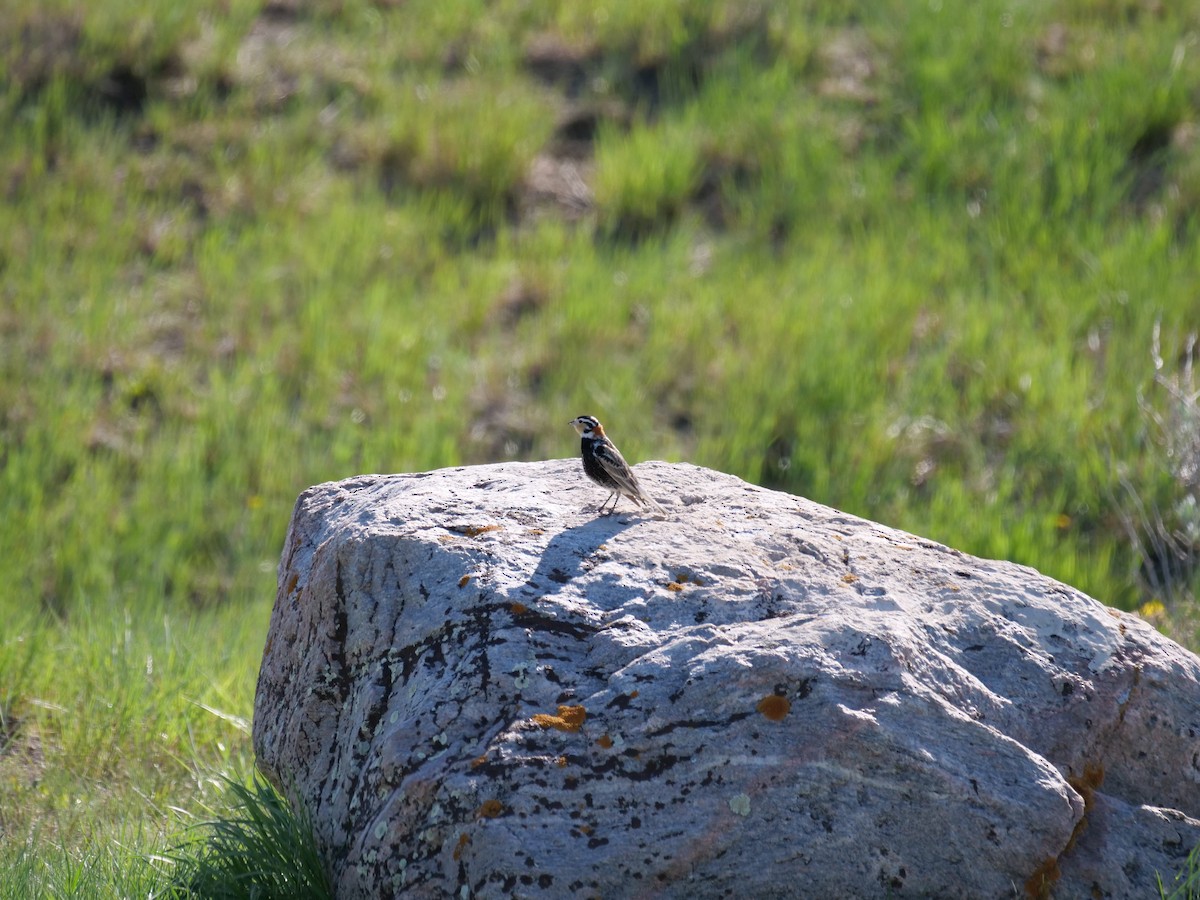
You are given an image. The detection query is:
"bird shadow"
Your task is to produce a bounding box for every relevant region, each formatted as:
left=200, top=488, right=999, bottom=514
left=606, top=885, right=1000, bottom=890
left=509, top=513, right=642, bottom=606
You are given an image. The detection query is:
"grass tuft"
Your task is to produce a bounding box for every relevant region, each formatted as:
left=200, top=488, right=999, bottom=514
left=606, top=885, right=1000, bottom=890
left=168, top=775, right=333, bottom=900
left=593, top=117, right=703, bottom=241
left=1116, top=322, right=1200, bottom=640
left=1160, top=840, right=1200, bottom=899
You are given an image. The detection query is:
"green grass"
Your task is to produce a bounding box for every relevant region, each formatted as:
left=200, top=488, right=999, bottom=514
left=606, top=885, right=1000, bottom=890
left=168, top=776, right=333, bottom=899
left=1162, top=839, right=1200, bottom=899
left=2, top=0, right=1200, bottom=892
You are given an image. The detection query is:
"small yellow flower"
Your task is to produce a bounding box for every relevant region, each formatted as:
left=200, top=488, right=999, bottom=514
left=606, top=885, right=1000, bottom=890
left=1139, top=600, right=1165, bottom=620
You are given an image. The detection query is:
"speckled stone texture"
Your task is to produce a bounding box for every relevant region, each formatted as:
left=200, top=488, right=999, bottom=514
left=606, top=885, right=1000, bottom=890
left=253, top=460, right=1200, bottom=899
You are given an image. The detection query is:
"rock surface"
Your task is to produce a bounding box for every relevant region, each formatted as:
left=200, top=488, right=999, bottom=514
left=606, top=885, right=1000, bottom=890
left=253, top=460, right=1200, bottom=899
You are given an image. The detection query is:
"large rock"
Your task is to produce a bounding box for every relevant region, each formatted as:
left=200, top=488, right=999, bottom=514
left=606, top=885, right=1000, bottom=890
left=253, top=460, right=1200, bottom=898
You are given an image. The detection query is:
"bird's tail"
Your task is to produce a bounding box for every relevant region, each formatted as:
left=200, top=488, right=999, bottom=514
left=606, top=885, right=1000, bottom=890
left=638, top=492, right=667, bottom=516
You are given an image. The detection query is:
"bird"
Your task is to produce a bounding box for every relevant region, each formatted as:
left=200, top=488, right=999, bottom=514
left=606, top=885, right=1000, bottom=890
left=569, top=415, right=664, bottom=516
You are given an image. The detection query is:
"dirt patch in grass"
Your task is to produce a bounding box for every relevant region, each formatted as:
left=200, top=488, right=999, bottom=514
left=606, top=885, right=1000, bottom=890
left=817, top=28, right=880, bottom=106
left=6, top=11, right=85, bottom=97
left=520, top=154, right=594, bottom=224
left=0, top=713, right=47, bottom=798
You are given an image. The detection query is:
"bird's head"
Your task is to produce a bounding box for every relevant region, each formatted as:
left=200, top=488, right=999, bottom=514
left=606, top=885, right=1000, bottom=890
left=569, top=415, right=603, bottom=438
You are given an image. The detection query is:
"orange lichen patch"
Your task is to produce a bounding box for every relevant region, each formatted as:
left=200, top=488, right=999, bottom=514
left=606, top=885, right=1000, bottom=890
left=450, top=524, right=503, bottom=538
left=470, top=754, right=489, bottom=769
left=596, top=734, right=613, bottom=748
left=458, top=574, right=471, bottom=588
left=555, top=756, right=568, bottom=767
left=628, top=690, right=638, bottom=699
left=509, top=602, right=528, bottom=614
left=1024, top=856, right=1060, bottom=899
left=477, top=799, right=504, bottom=818
left=285, top=572, right=299, bottom=594
left=453, top=833, right=470, bottom=860
left=525, top=528, right=545, bottom=536
left=1067, top=762, right=1104, bottom=814
left=532, top=705, right=587, bottom=732
left=666, top=582, right=685, bottom=592
left=841, top=573, right=858, bottom=584
left=1026, top=762, right=1104, bottom=897
left=757, top=694, right=791, bottom=721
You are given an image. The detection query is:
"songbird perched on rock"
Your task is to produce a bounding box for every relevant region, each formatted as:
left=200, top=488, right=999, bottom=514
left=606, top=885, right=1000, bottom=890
left=569, top=415, right=664, bottom=516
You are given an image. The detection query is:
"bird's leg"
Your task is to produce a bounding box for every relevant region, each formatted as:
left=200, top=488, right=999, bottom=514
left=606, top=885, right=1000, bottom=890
left=600, top=492, right=619, bottom=515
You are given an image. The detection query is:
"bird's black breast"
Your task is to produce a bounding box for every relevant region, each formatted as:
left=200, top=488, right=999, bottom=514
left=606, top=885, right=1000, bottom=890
left=581, top=437, right=619, bottom=488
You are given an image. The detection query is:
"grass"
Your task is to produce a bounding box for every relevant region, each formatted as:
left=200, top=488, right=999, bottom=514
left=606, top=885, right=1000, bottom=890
left=1162, top=840, right=1200, bottom=899
left=2, top=0, right=1200, bottom=892
left=168, top=776, right=333, bottom=900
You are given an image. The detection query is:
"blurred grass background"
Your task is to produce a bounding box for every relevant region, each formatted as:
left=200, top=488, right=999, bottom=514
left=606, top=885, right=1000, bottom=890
left=2, top=0, right=1200, bottom=891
